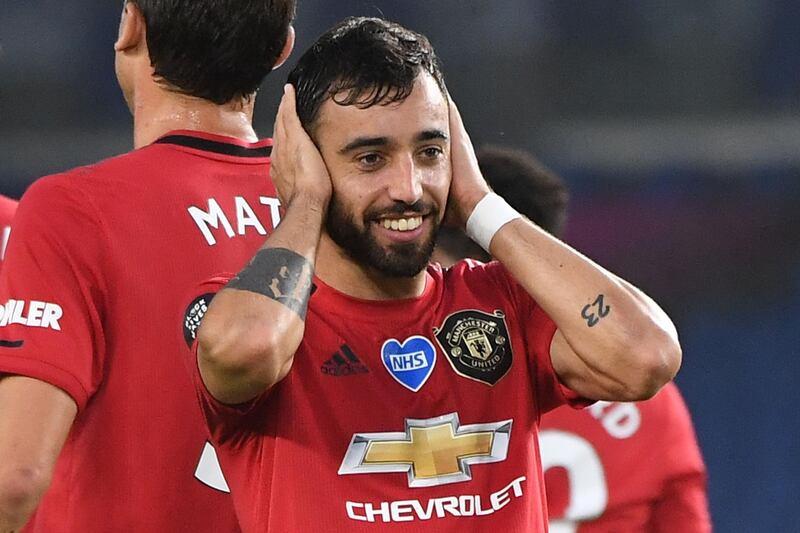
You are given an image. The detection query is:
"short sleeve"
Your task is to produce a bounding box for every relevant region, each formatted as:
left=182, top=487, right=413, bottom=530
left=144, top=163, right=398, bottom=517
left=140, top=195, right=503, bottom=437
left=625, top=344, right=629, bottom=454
left=0, top=178, right=107, bottom=410
left=183, top=276, right=274, bottom=446
left=488, top=263, right=591, bottom=416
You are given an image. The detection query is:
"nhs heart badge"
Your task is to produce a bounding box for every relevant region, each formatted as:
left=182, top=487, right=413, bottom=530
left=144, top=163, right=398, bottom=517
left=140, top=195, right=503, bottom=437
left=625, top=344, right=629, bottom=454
left=381, top=336, right=437, bottom=392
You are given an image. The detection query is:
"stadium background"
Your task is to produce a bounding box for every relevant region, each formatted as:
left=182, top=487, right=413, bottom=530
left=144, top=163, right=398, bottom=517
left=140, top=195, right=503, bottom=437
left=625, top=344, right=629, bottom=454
left=1, top=1, right=797, bottom=530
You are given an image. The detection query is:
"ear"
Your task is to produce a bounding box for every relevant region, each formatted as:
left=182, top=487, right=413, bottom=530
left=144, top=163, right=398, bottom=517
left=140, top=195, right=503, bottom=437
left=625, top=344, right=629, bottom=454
left=271, top=26, right=296, bottom=71
left=114, top=1, right=146, bottom=52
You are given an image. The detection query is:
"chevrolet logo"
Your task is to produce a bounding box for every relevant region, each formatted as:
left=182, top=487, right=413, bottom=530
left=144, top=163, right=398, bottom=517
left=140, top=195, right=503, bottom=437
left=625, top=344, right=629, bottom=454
left=339, top=413, right=512, bottom=487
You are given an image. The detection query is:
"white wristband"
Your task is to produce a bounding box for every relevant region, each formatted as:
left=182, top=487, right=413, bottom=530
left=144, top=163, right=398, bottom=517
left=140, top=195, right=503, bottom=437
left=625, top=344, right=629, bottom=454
left=465, top=193, right=522, bottom=252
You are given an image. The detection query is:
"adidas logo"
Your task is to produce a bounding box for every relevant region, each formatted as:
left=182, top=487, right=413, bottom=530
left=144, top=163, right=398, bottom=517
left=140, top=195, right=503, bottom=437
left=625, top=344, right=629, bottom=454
left=321, top=344, right=369, bottom=376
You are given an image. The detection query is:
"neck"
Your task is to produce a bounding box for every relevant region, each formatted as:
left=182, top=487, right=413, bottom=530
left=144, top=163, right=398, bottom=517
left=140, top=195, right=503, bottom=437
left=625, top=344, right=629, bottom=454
left=314, top=235, right=428, bottom=301
left=131, top=85, right=258, bottom=148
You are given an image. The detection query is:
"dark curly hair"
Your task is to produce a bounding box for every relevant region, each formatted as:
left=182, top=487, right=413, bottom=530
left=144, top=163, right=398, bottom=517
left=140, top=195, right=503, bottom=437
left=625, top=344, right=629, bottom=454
left=287, top=17, right=447, bottom=133
left=132, top=0, right=295, bottom=104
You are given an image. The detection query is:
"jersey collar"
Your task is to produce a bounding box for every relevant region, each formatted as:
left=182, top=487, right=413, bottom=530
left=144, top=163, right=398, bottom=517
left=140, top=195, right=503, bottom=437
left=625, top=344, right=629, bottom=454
left=153, top=130, right=272, bottom=158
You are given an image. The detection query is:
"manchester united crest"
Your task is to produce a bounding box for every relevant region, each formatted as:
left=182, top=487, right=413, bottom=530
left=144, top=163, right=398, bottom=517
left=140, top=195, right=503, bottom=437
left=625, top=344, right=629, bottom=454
left=433, top=309, right=512, bottom=386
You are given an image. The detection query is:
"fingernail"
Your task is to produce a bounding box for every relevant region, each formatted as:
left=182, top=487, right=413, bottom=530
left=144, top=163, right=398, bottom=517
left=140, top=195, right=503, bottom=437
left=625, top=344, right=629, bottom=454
left=283, top=84, right=291, bottom=95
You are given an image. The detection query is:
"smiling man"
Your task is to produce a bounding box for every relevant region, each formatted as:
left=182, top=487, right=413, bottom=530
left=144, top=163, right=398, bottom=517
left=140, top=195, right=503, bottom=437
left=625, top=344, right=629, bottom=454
left=186, top=17, right=682, bottom=532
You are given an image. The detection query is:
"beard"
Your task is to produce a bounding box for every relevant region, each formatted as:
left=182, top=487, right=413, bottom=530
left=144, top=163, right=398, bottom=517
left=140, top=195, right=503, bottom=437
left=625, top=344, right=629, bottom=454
left=325, top=194, right=440, bottom=278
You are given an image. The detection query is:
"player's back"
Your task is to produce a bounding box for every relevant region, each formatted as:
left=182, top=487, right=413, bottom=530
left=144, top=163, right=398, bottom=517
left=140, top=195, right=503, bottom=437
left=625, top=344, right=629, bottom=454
left=0, top=195, right=17, bottom=269
left=538, top=382, right=711, bottom=533
left=2, top=131, right=277, bottom=531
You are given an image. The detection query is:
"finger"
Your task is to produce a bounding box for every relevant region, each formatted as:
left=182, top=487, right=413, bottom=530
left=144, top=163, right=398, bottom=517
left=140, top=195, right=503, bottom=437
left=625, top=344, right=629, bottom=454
left=447, top=97, right=471, bottom=142
left=280, top=84, right=306, bottom=134
left=273, top=85, right=289, bottom=143
left=447, top=95, right=463, bottom=130
left=447, top=98, right=479, bottom=165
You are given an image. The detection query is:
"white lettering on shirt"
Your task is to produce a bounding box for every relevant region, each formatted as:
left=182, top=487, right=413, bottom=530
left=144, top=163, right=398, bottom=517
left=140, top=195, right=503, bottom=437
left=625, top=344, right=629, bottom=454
left=188, top=196, right=281, bottom=246
left=588, top=401, right=641, bottom=439
left=0, top=299, right=63, bottom=331
left=345, top=476, right=526, bottom=523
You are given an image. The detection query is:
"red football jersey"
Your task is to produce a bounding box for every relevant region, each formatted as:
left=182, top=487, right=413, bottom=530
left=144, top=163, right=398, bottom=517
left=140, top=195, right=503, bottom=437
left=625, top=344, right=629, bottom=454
left=0, top=131, right=280, bottom=531
left=539, top=382, right=711, bottom=532
left=188, top=260, right=590, bottom=532
left=0, top=194, right=17, bottom=269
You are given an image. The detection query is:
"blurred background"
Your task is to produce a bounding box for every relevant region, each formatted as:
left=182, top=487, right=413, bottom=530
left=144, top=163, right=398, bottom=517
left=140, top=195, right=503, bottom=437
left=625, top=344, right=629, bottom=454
left=1, top=1, right=798, bottom=529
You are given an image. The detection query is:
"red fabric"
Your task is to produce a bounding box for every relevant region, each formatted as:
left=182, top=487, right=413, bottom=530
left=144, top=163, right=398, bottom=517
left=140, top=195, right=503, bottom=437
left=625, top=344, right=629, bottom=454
left=0, top=194, right=17, bottom=270
left=190, top=260, right=588, bottom=532
left=0, top=130, right=277, bottom=532
left=539, top=382, right=711, bottom=532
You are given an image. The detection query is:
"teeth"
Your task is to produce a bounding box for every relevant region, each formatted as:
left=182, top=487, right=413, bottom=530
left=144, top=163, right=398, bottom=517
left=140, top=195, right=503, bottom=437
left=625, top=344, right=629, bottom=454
left=381, top=216, right=422, bottom=232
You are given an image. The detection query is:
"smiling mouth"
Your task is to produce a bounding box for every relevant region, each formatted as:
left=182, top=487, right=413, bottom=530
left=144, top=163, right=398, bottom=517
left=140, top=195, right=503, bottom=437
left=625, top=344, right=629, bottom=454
left=378, top=215, right=424, bottom=232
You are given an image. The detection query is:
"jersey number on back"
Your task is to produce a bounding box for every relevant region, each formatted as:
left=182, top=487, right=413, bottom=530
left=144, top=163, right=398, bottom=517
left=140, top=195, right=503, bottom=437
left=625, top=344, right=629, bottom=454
left=539, top=430, right=608, bottom=533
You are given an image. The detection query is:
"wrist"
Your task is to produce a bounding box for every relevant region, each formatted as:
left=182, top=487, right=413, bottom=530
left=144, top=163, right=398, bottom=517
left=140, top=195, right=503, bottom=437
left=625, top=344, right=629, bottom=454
left=461, top=189, right=492, bottom=220
left=465, top=193, right=522, bottom=252
left=288, top=190, right=330, bottom=214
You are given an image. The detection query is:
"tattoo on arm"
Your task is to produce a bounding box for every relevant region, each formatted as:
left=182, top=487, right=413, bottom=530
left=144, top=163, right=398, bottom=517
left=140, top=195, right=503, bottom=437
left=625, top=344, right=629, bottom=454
left=226, top=248, right=315, bottom=319
left=581, top=294, right=611, bottom=327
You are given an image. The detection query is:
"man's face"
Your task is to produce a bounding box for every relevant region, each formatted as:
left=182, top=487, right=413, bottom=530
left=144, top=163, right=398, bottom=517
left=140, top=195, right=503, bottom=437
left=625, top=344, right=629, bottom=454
left=313, top=74, right=451, bottom=278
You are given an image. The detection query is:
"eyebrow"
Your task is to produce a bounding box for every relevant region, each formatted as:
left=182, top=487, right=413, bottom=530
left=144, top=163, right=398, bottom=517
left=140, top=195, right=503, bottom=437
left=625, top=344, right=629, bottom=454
left=339, top=136, right=389, bottom=155
left=416, top=129, right=449, bottom=142
left=338, top=129, right=448, bottom=155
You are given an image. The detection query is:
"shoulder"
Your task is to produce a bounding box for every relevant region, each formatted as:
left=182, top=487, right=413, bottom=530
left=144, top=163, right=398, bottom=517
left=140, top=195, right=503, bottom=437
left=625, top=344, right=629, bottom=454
left=440, top=258, right=510, bottom=287
left=18, top=166, right=106, bottom=226
left=438, top=259, right=533, bottom=314
left=27, top=144, right=176, bottom=194
left=19, top=144, right=171, bottom=214
left=22, top=149, right=139, bottom=200
left=0, top=195, right=17, bottom=225
left=12, top=153, right=148, bottom=246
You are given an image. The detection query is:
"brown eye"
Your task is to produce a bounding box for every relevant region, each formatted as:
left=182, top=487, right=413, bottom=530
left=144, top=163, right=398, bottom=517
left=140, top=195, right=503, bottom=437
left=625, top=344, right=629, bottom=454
left=360, top=153, right=381, bottom=165
left=419, top=146, right=444, bottom=161
left=356, top=152, right=385, bottom=170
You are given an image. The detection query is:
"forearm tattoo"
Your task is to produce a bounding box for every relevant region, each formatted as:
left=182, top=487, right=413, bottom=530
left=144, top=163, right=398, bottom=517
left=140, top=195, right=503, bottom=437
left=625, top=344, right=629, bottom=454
left=226, top=248, right=315, bottom=319
left=581, top=294, right=611, bottom=327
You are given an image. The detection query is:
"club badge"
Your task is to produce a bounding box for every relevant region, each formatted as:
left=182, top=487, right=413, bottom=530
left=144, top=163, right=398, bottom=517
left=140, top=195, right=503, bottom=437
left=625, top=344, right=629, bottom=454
left=434, top=309, right=512, bottom=386
left=381, top=335, right=437, bottom=392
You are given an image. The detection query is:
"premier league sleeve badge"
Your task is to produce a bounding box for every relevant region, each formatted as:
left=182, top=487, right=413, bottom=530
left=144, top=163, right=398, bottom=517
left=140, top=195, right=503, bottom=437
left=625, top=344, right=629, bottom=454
left=433, top=310, right=513, bottom=386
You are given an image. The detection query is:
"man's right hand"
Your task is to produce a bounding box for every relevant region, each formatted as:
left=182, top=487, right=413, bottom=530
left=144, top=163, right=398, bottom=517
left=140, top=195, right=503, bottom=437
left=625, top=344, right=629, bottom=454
left=270, top=84, right=332, bottom=212
left=198, top=85, right=331, bottom=405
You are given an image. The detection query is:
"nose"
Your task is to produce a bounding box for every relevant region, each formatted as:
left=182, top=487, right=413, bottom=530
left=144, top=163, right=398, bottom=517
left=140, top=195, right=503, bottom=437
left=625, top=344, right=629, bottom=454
left=387, top=155, right=423, bottom=205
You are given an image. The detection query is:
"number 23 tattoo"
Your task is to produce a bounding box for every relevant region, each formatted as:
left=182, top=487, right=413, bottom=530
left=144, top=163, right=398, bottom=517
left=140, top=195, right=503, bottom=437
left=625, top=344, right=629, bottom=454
left=581, top=294, right=610, bottom=327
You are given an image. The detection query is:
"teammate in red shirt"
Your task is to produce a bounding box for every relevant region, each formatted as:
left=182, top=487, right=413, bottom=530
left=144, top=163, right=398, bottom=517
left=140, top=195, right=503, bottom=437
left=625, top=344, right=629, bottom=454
left=540, top=384, right=710, bottom=533
left=435, top=146, right=711, bottom=532
left=0, top=1, right=296, bottom=531
left=0, top=195, right=16, bottom=270
left=188, top=18, right=682, bottom=532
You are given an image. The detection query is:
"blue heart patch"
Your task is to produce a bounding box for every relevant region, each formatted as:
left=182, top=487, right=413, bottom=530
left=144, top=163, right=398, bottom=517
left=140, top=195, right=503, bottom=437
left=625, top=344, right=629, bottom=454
left=381, top=336, right=436, bottom=392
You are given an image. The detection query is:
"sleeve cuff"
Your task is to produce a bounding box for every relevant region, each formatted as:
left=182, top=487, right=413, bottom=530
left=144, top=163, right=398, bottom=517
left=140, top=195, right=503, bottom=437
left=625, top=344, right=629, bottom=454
left=0, top=354, right=88, bottom=410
